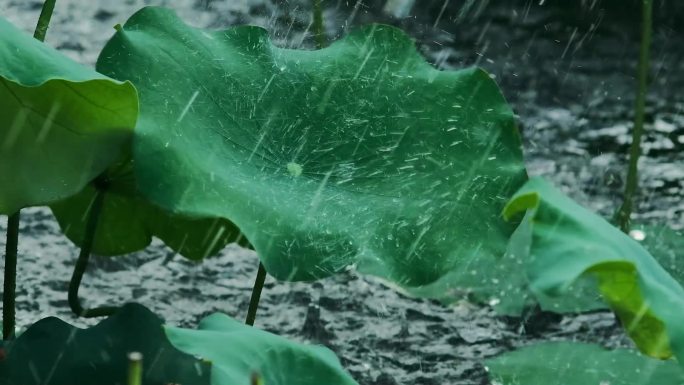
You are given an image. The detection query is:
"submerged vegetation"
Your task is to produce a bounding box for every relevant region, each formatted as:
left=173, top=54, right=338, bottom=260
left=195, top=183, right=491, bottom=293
left=1, top=0, right=682, bottom=384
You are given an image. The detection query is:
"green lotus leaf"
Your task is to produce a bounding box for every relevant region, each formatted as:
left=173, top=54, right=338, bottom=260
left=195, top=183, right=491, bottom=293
left=531, top=226, right=684, bottom=315
left=504, top=177, right=684, bottom=361
left=0, top=303, right=211, bottom=385
left=498, top=209, right=605, bottom=315
left=96, top=7, right=527, bottom=297
left=527, top=224, right=684, bottom=315
left=50, top=158, right=247, bottom=259
left=481, top=221, right=684, bottom=315
left=634, top=224, right=684, bottom=285
left=0, top=16, right=137, bottom=214
left=486, top=342, right=684, bottom=385
left=166, top=312, right=358, bottom=385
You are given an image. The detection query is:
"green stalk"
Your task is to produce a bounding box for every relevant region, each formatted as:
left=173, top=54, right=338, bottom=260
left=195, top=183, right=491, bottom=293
left=2, top=0, right=58, bottom=341
left=313, top=0, right=326, bottom=49
left=3, top=212, right=20, bottom=340
left=127, top=352, right=143, bottom=385
left=251, top=372, right=264, bottom=385
left=615, top=0, right=653, bottom=233
left=67, top=190, right=118, bottom=318
left=33, top=0, right=57, bottom=42
left=245, top=262, right=267, bottom=326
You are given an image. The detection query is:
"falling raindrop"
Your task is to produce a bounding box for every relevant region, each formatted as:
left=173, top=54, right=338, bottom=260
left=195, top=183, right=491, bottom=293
left=629, top=229, right=646, bottom=241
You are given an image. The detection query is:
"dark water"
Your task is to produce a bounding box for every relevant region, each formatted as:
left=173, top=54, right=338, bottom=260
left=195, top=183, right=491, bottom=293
left=1, top=1, right=682, bottom=384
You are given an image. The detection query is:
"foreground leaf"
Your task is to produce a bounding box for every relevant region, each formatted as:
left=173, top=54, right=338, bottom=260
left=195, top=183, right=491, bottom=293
left=486, top=342, right=684, bottom=385
left=0, top=16, right=137, bottom=214
left=487, top=220, right=684, bottom=315
left=166, top=313, right=358, bottom=385
left=0, top=303, right=210, bottom=385
left=97, top=7, right=527, bottom=298
left=504, top=177, right=684, bottom=361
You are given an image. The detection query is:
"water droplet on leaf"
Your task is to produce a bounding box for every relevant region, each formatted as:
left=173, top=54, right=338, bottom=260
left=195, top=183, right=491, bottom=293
left=287, top=162, right=303, bottom=177
left=629, top=229, right=646, bottom=241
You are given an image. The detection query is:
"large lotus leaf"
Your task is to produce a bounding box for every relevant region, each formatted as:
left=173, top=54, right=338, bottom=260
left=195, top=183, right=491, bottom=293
left=50, top=159, right=247, bottom=259
left=504, top=177, right=684, bottom=362
left=486, top=342, right=684, bottom=385
left=166, top=312, right=358, bottom=385
left=0, top=16, right=137, bottom=214
left=0, top=303, right=211, bottom=385
left=96, top=7, right=527, bottom=293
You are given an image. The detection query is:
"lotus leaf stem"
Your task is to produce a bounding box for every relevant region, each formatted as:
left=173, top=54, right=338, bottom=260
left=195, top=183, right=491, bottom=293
left=615, top=0, right=653, bottom=233
left=67, top=190, right=119, bottom=318
left=127, top=352, right=143, bottom=385
left=245, top=262, right=267, bottom=325
left=313, top=0, right=326, bottom=49
left=33, top=0, right=57, bottom=42
left=251, top=372, right=264, bottom=385
left=2, top=212, right=20, bottom=340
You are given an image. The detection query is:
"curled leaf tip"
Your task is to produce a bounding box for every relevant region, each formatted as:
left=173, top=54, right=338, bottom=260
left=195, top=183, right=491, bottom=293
left=502, top=191, right=539, bottom=221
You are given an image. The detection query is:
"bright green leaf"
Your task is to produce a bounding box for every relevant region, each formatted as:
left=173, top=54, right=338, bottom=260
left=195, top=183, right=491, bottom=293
left=0, top=16, right=137, bottom=214
left=166, top=312, right=359, bottom=385
left=0, top=303, right=211, bottom=385
left=96, top=7, right=527, bottom=300
left=504, top=177, right=684, bottom=361
left=486, top=342, right=684, bottom=385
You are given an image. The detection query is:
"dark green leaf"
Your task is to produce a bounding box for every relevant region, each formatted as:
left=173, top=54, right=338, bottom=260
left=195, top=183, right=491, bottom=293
left=0, top=303, right=211, bottom=385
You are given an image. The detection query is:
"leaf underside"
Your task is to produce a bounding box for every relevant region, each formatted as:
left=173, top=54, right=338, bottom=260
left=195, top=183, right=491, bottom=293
left=50, top=159, right=247, bottom=260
